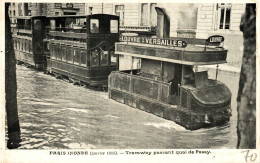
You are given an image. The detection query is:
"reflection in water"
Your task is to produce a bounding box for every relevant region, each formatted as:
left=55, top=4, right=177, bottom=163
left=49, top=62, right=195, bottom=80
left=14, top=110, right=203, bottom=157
left=11, top=65, right=239, bottom=149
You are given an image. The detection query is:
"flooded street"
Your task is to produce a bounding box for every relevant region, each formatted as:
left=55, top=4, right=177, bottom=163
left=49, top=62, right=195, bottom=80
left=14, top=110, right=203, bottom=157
left=12, top=65, right=239, bottom=149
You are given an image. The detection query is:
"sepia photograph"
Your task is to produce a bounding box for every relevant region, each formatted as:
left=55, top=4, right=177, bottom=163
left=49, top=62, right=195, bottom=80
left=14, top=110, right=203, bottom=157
left=1, top=1, right=258, bottom=162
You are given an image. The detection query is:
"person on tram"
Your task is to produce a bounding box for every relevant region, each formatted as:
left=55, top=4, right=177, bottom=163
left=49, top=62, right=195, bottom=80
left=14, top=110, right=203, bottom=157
left=91, top=23, right=99, bottom=33
left=182, top=65, right=195, bottom=85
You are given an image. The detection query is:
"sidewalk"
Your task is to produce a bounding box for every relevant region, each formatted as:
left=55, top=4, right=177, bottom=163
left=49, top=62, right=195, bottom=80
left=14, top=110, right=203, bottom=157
left=199, top=63, right=241, bottom=74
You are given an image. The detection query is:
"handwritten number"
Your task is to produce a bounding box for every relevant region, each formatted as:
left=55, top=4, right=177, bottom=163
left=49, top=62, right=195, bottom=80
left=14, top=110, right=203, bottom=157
left=242, top=150, right=257, bottom=162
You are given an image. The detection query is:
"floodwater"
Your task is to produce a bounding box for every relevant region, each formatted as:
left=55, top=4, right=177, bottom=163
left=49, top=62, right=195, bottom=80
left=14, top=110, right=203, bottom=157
left=10, top=65, right=239, bottom=149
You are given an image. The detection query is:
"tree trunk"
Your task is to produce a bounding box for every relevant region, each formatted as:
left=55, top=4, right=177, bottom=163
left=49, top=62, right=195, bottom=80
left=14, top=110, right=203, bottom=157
left=237, top=4, right=256, bottom=149
left=5, top=3, right=21, bottom=149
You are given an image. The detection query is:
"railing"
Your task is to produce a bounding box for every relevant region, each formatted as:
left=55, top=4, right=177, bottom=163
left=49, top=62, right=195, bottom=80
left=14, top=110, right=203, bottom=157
left=119, top=26, right=157, bottom=32
left=18, top=29, right=32, bottom=34
left=49, top=39, right=86, bottom=48
left=50, top=26, right=86, bottom=33
left=109, top=71, right=172, bottom=103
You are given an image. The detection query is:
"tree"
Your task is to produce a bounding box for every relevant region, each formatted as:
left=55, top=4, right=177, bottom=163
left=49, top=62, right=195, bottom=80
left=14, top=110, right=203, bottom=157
left=237, top=3, right=256, bottom=149
left=5, top=3, right=21, bottom=149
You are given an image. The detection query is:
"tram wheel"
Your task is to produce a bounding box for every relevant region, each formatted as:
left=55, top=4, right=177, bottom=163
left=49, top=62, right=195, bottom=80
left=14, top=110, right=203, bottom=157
left=79, top=81, right=86, bottom=87
left=54, top=73, right=62, bottom=79
left=72, top=80, right=80, bottom=85
left=68, top=77, right=73, bottom=83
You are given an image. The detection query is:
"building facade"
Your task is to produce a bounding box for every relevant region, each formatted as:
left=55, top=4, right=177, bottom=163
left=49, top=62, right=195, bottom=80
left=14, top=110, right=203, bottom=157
left=9, top=3, right=85, bottom=18
left=85, top=3, right=246, bottom=66
left=9, top=3, right=246, bottom=66
left=195, top=3, right=246, bottom=66
left=85, top=3, right=157, bottom=34
left=46, top=3, right=85, bottom=16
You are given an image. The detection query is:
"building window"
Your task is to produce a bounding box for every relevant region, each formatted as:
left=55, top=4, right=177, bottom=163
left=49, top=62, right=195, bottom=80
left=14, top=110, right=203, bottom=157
left=13, top=3, right=15, bottom=6
left=141, top=3, right=148, bottom=26
left=90, top=19, right=99, bottom=33
left=110, top=20, right=118, bottom=33
left=55, top=3, right=62, bottom=8
left=150, top=3, right=157, bottom=26
left=217, top=3, right=232, bottom=29
left=13, top=10, right=15, bottom=16
left=115, top=5, right=124, bottom=26
left=178, top=4, right=198, bottom=30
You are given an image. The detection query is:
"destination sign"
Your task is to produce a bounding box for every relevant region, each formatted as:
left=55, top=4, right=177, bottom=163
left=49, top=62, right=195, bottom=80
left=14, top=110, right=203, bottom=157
left=207, top=35, right=224, bottom=43
left=120, top=36, right=187, bottom=48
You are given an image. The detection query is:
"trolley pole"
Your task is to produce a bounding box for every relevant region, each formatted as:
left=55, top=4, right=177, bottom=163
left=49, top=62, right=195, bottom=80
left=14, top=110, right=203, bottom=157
left=5, top=3, right=21, bottom=149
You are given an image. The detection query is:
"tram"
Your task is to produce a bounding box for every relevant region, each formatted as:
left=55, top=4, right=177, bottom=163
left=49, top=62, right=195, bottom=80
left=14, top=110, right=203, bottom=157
left=12, top=16, right=47, bottom=69
left=108, top=35, right=232, bottom=130
left=46, top=14, right=119, bottom=87
left=108, top=8, right=231, bottom=130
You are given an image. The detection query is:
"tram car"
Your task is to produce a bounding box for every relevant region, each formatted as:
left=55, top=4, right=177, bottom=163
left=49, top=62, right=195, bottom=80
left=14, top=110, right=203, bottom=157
left=12, top=16, right=47, bottom=69
left=46, top=14, right=119, bottom=87
left=108, top=35, right=232, bottom=130
left=108, top=8, right=232, bottom=130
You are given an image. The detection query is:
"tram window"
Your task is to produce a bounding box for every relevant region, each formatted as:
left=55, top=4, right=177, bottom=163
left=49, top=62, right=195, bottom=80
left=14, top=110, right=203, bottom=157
left=25, top=20, right=31, bottom=30
left=73, top=50, right=80, bottom=65
left=19, top=40, right=22, bottom=51
left=56, top=45, right=62, bottom=60
left=20, top=40, right=23, bottom=51
left=100, top=51, right=108, bottom=65
left=26, top=41, right=29, bottom=52
left=80, top=51, right=87, bottom=66
left=29, top=41, right=32, bottom=53
left=66, top=47, right=73, bottom=63
left=34, top=19, right=41, bottom=30
left=65, top=18, right=75, bottom=32
left=90, top=19, right=99, bottom=33
left=17, top=40, right=20, bottom=51
left=50, top=45, right=55, bottom=59
left=24, top=41, right=26, bottom=52
left=90, top=50, right=99, bottom=67
left=23, top=40, right=26, bottom=52
left=50, top=19, right=56, bottom=31
left=21, top=40, right=24, bottom=51
left=53, top=45, right=57, bottom=59
left=110, top=20, right=118, bottom=33
left=62, top=47, right=66, bottom=61
left=18, top=40, right=20, bottom=50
